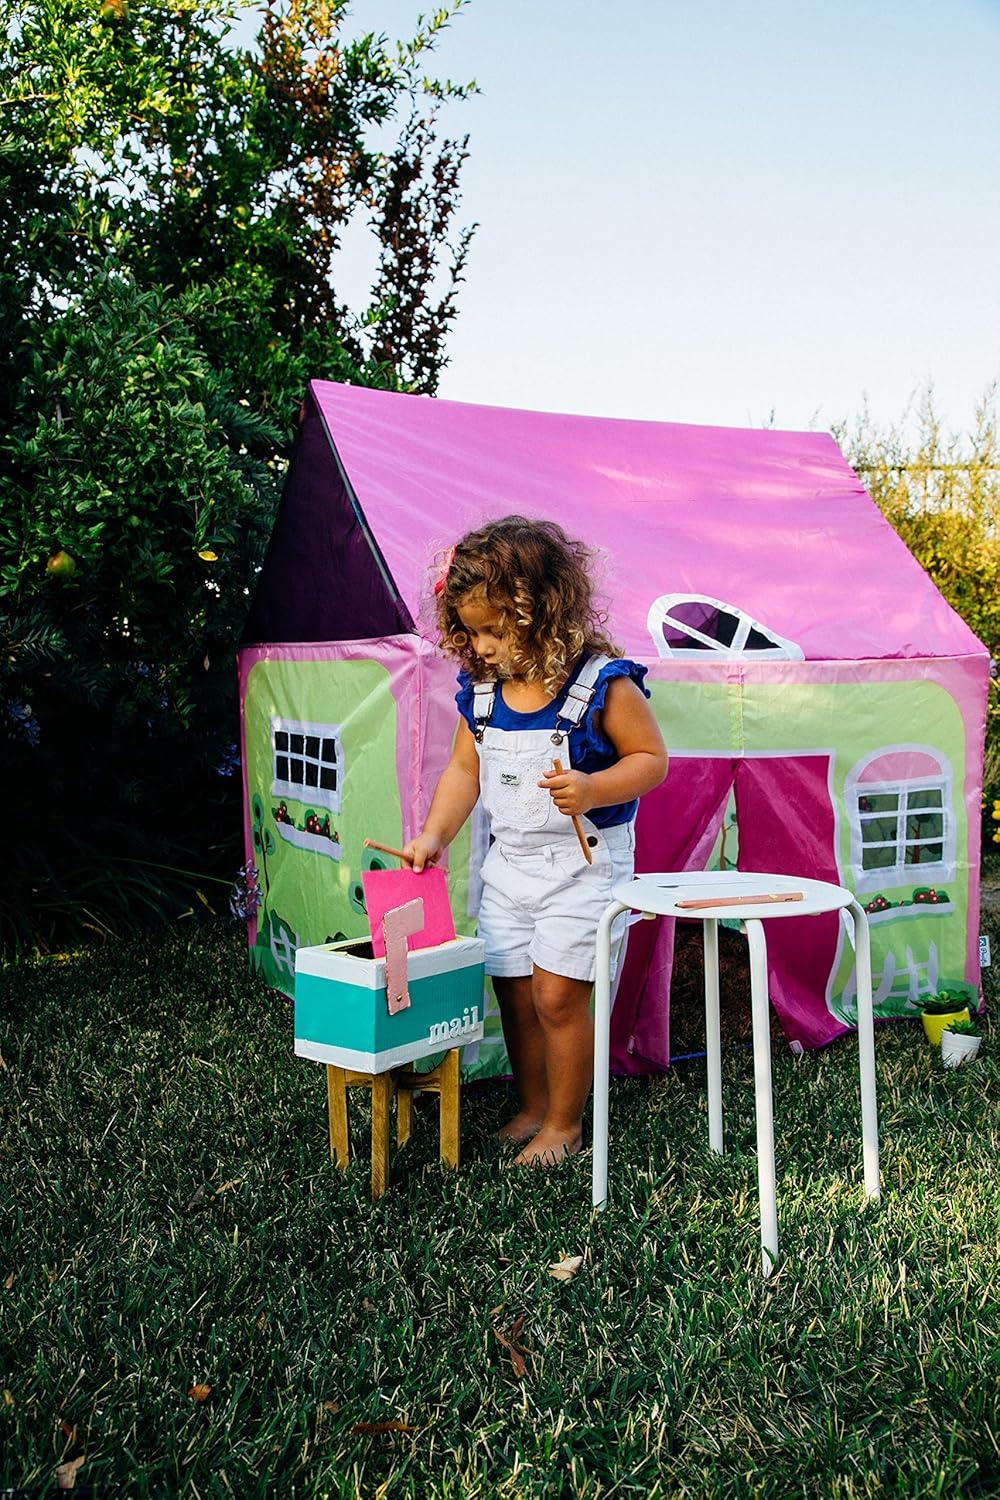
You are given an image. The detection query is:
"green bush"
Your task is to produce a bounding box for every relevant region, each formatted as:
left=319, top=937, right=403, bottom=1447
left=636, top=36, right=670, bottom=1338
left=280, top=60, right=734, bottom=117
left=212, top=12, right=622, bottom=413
left=1, top=274, right=281, bottom=953
left=836, top=385, right=1000, bottom=774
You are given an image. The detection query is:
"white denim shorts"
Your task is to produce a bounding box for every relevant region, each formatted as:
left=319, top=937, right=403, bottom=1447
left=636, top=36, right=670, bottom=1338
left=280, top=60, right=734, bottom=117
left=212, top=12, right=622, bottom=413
left=477, top=820, right=635, bottom=984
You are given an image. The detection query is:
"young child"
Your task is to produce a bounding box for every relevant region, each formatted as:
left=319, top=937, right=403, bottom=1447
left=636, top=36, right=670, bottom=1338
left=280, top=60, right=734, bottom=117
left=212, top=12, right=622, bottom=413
left=402, top=516, right=668, bottom=1166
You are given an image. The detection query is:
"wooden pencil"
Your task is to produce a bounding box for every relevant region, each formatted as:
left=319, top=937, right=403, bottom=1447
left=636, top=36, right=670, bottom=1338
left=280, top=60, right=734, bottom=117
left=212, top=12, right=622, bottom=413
left=552, top=759, right=593, bottom=865
left=363, top=837, right=412, bottom=863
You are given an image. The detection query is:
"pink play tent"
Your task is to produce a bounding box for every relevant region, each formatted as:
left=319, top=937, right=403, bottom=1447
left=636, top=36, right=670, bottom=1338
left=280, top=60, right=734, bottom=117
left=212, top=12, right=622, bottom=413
left=238, top=380, right=989, bottom=1076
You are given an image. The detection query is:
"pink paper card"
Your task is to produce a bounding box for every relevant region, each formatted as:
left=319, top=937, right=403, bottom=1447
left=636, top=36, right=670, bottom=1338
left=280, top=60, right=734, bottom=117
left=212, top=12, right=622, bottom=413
left=362, top=866, right=457, bottom=959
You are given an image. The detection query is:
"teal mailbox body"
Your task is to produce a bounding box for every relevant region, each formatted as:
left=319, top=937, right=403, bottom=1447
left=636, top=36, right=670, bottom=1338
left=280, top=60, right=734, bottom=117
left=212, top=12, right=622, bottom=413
left=294, top=935, right=486, bottom=1073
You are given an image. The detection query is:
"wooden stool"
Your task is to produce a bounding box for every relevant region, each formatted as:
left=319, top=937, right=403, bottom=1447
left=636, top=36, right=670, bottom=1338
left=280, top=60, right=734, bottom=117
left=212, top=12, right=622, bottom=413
left=325, top=1048, right=462, bottom=1198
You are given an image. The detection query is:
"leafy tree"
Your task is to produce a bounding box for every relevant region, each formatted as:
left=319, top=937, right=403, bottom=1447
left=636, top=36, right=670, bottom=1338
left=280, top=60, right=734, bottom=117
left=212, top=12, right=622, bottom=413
left=0, top=1, right=476, bottom=954
left=2, top=0, right=475, bottom=418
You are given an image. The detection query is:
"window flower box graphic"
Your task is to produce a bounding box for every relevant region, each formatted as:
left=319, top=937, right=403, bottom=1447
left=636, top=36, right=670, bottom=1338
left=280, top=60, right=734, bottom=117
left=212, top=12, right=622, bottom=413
left=273, top=800, right=342, bottom=860
left=862, top=885, right=953, bottom=923
left=294, top=935, right=486, bottom=1073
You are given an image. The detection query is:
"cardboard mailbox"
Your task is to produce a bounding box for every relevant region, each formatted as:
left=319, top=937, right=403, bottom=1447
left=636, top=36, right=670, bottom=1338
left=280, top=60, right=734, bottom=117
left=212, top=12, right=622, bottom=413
left=294, top=934, right=486, bottom=1074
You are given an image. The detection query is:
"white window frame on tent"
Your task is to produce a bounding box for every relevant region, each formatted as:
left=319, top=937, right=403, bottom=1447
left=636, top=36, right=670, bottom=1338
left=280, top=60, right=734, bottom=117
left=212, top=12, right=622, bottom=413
left=271, top=716, right=343, bottom=813
left=646, top=593, right=804, bottom=660
left=846, top=747, right=954, bottom=896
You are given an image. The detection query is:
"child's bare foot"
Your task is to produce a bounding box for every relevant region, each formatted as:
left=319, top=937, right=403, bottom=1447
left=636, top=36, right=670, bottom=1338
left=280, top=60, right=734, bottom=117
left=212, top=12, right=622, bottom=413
left=497, top=1110, right=545, bottom=1146
left=513, top=1126, right=583, bottom=1167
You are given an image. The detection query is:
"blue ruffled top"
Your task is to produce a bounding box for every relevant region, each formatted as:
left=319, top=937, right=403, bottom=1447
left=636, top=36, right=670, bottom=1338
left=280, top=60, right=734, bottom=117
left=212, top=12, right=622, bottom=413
left=456, top=653, right=650, bottom=828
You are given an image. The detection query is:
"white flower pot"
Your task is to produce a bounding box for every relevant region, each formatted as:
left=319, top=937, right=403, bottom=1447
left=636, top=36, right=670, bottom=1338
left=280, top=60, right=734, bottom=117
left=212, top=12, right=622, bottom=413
left=941, top=1031, right=981, bottom=1068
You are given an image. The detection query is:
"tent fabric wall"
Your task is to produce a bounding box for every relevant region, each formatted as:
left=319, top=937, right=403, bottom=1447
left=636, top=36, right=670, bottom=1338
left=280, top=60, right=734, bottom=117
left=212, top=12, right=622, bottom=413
left=733, top=755, right=846, bottom=1049
left=610, top=759, right=736, bottom=1072
left=239, top=382, right=990, bottom=1072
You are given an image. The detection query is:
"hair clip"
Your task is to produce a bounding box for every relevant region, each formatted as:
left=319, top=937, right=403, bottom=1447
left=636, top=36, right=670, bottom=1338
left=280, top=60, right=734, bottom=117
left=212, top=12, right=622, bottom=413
left=432, top=545, right=456, bottom=597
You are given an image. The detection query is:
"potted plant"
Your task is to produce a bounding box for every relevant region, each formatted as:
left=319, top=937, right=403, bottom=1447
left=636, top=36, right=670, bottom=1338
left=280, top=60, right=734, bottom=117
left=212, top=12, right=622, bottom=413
left=920, top=990, right=971, bottom=1046
left=941, top=1017, right=982, bottom=1069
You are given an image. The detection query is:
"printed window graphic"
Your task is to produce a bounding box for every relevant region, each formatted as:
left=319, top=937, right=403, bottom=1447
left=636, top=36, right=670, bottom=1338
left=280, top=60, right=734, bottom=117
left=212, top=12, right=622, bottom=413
left=858, top=787, right=945, bottom=871
left=847, top=748, right=953, bottom=895
left=272, top=717, right=343, bottom=813
left=646, top=594, right=803, bottom=660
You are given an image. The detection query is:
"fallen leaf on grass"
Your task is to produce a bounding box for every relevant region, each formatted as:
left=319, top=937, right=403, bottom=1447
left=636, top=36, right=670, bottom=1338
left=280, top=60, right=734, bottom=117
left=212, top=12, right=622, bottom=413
left=55, top=1454, right=86, bottom=1490
left=548, top=1254, right=584, bottom=1281
left=256, top=1312, right=268, bottom=1332
left=351, top=1421, right=419, bottom=1434
left=4, top=1271, right=14, bottom=1290
left=320, top=1400, right=340, bottom=1414
left=2, top=1390, right=13, bottom=1407
left=493, top=1314, right=532, bottom=1380
left=187, top=1383, right=212, bottom=1402
left=187, top=1185, right=207, bottom=1209
left=361, top=1298, right=376, bottom=1312
left=212, top=1176, right=245, bottom=1198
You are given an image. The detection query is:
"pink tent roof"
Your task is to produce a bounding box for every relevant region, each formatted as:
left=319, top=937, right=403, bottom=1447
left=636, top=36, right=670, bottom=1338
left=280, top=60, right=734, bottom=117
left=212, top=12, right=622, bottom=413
left=310, top=380, right=985, bottom=662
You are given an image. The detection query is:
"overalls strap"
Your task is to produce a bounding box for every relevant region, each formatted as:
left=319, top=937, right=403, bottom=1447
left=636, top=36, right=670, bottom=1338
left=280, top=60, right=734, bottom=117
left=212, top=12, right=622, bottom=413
left=471, top=652, right=611, bottom=742
left=556, top=652, right=610, bottom=728
left=471, top=680, right=497, bottom=742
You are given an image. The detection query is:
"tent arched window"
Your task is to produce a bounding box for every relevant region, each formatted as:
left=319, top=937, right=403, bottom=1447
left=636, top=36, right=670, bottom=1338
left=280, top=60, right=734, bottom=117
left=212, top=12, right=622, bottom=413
left=846, top=747, right=954, bottom=895
left=646, top=594, right=804, bottom=660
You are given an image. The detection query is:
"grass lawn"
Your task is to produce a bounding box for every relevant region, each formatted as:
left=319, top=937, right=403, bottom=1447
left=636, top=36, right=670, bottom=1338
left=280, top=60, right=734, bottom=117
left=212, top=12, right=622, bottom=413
left=2, top=923, right=997, bottom=1498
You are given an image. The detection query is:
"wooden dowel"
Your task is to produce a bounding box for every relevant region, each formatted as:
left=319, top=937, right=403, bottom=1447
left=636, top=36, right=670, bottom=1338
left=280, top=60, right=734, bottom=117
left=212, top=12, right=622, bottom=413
left=363, top=837, right=412, bottom=863
left=676, top=892, right=804, bottom=910
left=553, top=759, right=593, bottom=865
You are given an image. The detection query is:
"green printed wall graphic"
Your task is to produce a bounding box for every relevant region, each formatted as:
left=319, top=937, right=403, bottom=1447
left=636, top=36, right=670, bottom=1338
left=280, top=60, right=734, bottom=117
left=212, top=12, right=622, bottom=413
left=243, top=656, right=402, bottom=992
left=646, top=669, right=977, bottom=1035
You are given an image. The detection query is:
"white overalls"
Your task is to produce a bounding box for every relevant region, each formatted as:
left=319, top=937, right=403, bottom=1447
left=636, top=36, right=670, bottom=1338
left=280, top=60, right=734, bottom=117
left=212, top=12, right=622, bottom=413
left=471, top=653, right=635, bottom=983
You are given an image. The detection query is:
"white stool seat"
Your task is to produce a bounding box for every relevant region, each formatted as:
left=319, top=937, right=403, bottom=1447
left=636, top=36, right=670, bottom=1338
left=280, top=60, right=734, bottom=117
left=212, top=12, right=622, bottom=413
left=592, top=869, right=880, bottom=1276
left=621, top=869, right=854, bottom=921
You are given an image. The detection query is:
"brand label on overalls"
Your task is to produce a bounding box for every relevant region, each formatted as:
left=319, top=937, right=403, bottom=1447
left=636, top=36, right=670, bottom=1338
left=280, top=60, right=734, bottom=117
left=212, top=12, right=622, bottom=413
left=500, top=772, right=520, bottom=786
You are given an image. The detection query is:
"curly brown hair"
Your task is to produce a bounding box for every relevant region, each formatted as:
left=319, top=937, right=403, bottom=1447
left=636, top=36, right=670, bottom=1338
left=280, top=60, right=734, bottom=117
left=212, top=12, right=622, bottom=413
left=433, top=515, right=620, bottom=695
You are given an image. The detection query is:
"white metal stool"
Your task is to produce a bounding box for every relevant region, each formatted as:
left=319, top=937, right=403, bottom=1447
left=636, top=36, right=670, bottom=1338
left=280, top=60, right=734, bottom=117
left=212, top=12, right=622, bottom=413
left=592, top=870, right=880, bottom=1275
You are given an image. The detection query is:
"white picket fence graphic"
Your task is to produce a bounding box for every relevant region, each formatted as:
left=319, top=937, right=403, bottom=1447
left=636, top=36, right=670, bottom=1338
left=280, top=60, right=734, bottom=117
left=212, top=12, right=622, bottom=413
left=270, top=919, right=299, bottom=980
left=843, top=941, right=939, bottom=1017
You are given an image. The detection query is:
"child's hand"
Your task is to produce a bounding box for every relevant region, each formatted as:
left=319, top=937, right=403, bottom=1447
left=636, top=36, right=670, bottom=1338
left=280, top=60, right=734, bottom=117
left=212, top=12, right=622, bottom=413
left=401, top=833, right=444, bottom=873
left=538, top=768, right=595, bottom=817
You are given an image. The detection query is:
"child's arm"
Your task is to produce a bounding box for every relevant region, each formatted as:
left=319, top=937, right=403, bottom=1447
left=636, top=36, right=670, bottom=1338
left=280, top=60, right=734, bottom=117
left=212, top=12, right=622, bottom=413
left=402, top=717, right=481, bottom=871
left=539, top=676, right=668, bottom=817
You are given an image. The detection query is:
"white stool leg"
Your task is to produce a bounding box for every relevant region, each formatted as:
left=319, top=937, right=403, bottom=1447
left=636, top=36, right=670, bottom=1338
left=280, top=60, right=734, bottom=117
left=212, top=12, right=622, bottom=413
left=849, top=899, right=880, bottom=1200
left=745, top=918, right=778, bottom=1276
left=704, top=918, right=723, bottom=1153
left=592, top=901, right=628, bottom=1211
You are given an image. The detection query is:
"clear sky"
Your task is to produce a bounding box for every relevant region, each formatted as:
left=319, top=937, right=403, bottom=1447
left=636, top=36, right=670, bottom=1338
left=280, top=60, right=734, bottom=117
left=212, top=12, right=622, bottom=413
left=241, top=0, right=1000, bottom=435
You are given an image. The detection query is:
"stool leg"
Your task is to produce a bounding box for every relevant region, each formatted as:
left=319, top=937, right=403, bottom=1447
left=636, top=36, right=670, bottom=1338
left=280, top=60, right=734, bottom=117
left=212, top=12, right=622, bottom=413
left=370, top=1073, right=393, bottom=1199
left=745, top=919, right=778, bottom=1277
left=592, top=900, right=628, bottom=1210
left=439, top=1049, right=460, bottom=1169
left=397, top=1084, right=412, bottom=1147
left=849, top=899, right=881, bottom=1200
left=704, top=917, right=724, bottom=1154
left=326, top=1065, right=349, bottom=1168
